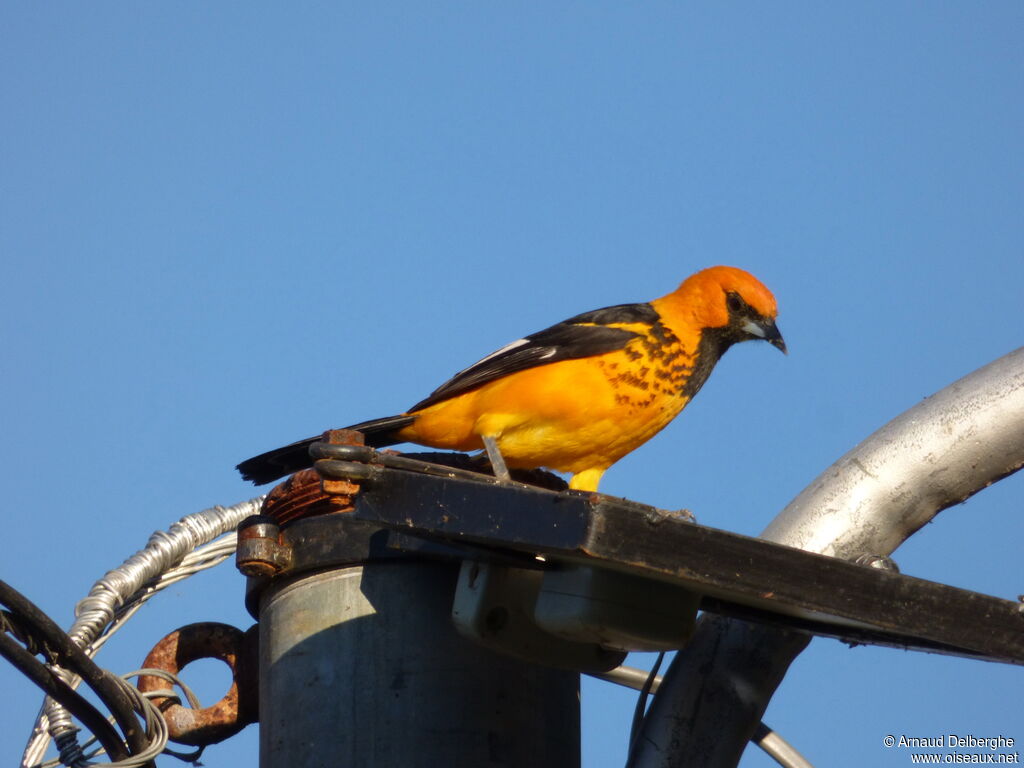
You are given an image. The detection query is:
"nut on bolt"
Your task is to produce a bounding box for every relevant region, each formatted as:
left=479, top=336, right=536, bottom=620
left=236, top=515, right=290, bottom=577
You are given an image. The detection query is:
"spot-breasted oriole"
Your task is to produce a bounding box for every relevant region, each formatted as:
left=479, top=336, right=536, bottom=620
left=238, top=265, right=785, bottom=491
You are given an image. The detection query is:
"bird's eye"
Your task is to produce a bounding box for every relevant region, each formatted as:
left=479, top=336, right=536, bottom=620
left=726, top=293, right=744, bottom=313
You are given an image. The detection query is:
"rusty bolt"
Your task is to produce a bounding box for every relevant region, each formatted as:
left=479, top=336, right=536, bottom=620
left=318, top=429, right=369, bottom=496
left=236, top=515, right=290, bottom=577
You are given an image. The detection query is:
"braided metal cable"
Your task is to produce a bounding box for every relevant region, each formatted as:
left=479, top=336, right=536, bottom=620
left=21, top=497, right=265, bottom=768
left=68, top=501, right=259, bottom=649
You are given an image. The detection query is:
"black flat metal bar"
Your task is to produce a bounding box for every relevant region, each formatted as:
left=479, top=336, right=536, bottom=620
left=697, top=597, right=1014, bottom=664
left=357, top=469, right=592, bottom=549
left=277, top=514, right=545, bottom=576
left=352, top=468, right=1024, bottom=665
left=585, top=498, right=1024, bottom=662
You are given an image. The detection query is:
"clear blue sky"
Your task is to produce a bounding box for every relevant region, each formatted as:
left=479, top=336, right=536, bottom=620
left=2, top=4, right=1022, bottom=766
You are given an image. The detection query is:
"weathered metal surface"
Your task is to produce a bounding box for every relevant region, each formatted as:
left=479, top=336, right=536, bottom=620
left=236, top=516, right=290, bottom=577
left=533, top=564, right=700, bottom=652
left=260, top=430, right=568, bottom=530
left=238, top=510, right=549, bottom=620
left=261, top=468, right=355, bottom=524
left=137, top=622, right=258, bottom=746
left=451, top=561, right=629, bottom=671
left=313, top=441, right=571, bottom=491
left=258, top=562, right=580, bottom=768
left=348, top=467, right=1024, bottom=665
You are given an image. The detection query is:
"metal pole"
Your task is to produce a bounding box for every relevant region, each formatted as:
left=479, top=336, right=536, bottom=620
left=629, top=347, right=1024, bottom=768
left=258, top=560, right=580, bottom=768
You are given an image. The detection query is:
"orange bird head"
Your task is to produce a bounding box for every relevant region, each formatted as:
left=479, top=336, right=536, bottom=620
left=660, top=265, right=786, bottom=353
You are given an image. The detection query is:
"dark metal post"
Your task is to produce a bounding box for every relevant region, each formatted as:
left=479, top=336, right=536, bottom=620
left=257, top=560, right=580, bottom=768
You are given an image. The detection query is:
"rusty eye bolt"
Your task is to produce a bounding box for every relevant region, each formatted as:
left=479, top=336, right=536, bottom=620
left=136, top=622, right=259, bottom=746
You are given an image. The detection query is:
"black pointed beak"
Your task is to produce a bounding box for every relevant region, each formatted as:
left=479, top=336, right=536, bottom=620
left=763, top=320, right=787, bottom=355
left=765, top=321, right=786, bottom=354
left=741, top=317, right=787, bottom=354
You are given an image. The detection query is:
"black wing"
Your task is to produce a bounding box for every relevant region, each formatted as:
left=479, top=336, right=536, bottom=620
left=407, top=302, right=659, bottom=413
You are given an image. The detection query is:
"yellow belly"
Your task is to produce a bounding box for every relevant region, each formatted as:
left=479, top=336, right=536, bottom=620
left=397, top=350, right=691, bottom=476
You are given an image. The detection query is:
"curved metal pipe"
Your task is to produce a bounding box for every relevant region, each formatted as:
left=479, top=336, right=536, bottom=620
left=629, top=347, right=1024, bottom=768
left=763, top=346, right=1024, bottom=556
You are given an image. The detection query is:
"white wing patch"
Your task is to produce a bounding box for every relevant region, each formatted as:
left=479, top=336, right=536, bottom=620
left=454, top=337, right=529, bottom=376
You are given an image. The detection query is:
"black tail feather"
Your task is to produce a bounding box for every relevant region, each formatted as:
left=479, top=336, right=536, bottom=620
left=236, top=413, right=416, bottom=485
left=344, top=414, right=416, bottom=447
left=236, top=436, right=321, bottom=485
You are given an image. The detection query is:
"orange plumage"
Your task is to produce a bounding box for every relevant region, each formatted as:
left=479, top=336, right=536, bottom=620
left=238, top=266, right=785, bottom=491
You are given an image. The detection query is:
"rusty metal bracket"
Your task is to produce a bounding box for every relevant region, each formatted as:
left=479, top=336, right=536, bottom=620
left=137, top=622, right=258, bottom=746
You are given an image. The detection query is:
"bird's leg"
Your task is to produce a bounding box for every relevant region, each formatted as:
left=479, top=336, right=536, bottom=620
left=481, top=435, right=512, bottom=484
